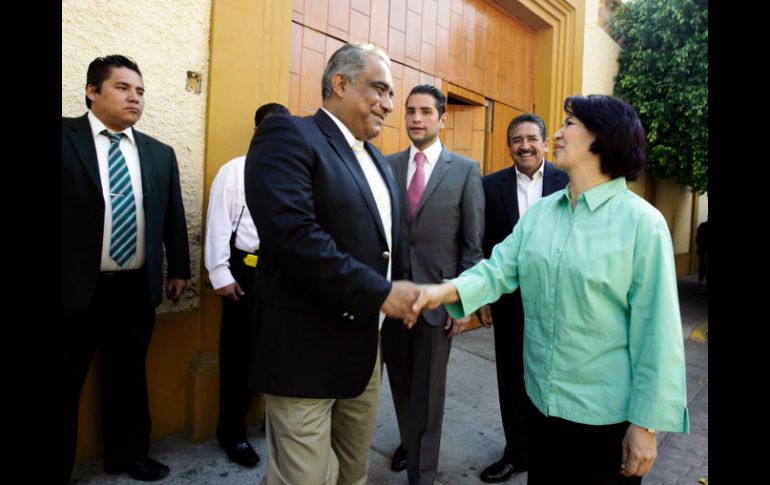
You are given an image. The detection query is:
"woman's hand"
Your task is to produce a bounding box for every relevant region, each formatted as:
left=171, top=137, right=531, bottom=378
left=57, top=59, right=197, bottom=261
left=621, top=424, right=658, bottom=476
left=405, top=283, right=459, bottom=328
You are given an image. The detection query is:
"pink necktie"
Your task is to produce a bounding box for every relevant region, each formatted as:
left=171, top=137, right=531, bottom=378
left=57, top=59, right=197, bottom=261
left=407, top=151, right=426, bottom=220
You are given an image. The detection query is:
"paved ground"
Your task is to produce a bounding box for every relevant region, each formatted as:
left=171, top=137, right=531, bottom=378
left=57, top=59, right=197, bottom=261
left=71, top=275, right=707, bottom=484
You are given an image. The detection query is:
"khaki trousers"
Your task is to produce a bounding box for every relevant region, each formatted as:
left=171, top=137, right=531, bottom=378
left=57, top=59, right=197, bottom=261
left=263, top=341, right=382, bottom=485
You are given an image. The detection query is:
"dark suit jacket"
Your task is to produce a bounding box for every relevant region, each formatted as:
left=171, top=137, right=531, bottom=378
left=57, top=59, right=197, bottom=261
left=482, top=162, right=568, bottom=323
left=387, top=146, right=484, bottom=326
left=62, top=114, right=191, bottom=316
left=244, top=109, right=400, bottom=399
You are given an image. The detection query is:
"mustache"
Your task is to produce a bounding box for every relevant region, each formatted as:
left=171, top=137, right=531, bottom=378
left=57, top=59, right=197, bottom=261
left=517, top=149, right=536, bottom=156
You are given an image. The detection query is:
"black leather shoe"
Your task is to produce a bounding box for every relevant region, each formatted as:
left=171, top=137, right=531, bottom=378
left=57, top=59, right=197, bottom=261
left=479, top=457, right=520, bottom=483
left=104, top=456, right=170, bottom=481
left=222, top=441, right=260, bottom=467
left=390, top=445, right=407, bottom=472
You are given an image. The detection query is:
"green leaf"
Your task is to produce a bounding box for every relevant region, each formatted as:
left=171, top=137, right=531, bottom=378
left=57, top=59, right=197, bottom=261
left=612, top=0, right=708, bottom=194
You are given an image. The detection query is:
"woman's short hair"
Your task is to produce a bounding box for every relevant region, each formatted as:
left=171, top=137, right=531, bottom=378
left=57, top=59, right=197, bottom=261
left=564, top=94, right=646, bottom=181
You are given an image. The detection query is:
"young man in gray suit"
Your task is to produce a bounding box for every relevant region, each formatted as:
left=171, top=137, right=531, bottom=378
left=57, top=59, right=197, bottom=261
left=382, top=84, right=485, bottom=484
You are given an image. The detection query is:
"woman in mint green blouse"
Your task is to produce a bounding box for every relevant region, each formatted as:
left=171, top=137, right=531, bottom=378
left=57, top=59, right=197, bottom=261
left=410, top=95, right=688, bottom=484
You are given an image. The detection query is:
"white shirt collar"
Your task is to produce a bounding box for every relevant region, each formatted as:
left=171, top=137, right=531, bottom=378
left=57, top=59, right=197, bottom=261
left=88, top=111, right=136, bottom=145
left=514, top=159, right=545, bottom=180
left=408, top=137, right=443, bottom=166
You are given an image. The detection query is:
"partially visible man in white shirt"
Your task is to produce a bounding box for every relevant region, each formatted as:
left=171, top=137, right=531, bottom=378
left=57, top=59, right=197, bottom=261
left=204, top=102, right=290, bottom=468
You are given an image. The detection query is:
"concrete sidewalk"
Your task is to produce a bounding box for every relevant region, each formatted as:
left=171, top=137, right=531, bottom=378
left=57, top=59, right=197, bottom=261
left=70, top=276, right=707, bottom=484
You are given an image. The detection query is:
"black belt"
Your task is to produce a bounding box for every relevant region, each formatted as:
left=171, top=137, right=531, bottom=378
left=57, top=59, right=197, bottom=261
left=100, top=268, right=143, bottom=278
left=232, top=247, right=259, bottom=257
left=231, top=247, right=259, bottom=268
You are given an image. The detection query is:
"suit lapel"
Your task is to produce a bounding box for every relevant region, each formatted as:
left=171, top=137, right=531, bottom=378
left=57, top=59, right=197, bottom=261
left=499, top=166, right=520, bottom=226
left=415, top=146, right=451, bottom=219
left=67, top=114, right=102, bottom=192
left=313, top=110, right=389, bottom=246
left=542, top=160, right=560, bottom=196
left=391, top=150, right=410, bottom=227
left=393, top=150, right=409, bottom=200
left=134, top=129, right=153, bottom=200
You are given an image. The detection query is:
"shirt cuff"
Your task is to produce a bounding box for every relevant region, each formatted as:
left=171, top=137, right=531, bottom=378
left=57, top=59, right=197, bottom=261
left=209, top=266, right=235, bottom=290
left=445, top=276, right=474, bottom=319
left=628, top=394, right=690, bottom=433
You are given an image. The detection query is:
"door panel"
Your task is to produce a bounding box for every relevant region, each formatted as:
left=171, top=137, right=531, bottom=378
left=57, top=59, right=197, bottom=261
left=443, top=104, right=486, bottom=166
left=485, top=101, right=525, bottom=176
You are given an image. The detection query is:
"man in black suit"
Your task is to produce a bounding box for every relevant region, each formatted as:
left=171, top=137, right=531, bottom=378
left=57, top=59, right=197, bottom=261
left=244, top=43, right=420, bottom=485
left=203, top=102, right=290, bottom=469
left=382, top=85, right=485, bottom=484
left=479, top=113, right=568, bottom=483
left=62, top=55, right=190, bottom=483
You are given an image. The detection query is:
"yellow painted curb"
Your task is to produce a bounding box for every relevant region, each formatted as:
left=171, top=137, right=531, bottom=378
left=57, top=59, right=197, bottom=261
left=689, top=321, right=708, bottom=343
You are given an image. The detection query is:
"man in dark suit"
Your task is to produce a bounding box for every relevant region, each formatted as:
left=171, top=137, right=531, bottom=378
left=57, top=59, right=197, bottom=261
left=244, top=43, right=420, bottom=485
left=62, top=55, right=190, bottom=483
left=478, top=113, right=568, bottom=483
left=382, top=85, right=485, bottom=484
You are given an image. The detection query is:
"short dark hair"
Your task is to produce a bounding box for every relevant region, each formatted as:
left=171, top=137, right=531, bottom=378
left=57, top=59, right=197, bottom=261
left=507, top=113, right=547, bottom=145
left=406, top=84, right=447, bottom=116
left=85, top=55, right=141, bottom=109
left=564, top=94, right=646, bottom=181
left=254, top=103, right=290, bottom=127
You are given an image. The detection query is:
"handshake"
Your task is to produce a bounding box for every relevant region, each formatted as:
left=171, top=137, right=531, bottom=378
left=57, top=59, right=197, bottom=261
left=381, top=280, right=459, bottom=328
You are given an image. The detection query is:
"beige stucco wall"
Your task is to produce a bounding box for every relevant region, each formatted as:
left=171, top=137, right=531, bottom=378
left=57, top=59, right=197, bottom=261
left=655, top=178, right=693, bottom=255
left=62, top=0, right=211, bottom=312
left=581, top=0, right=621, bottom=96
left=697, top=193, right=708, bottom=225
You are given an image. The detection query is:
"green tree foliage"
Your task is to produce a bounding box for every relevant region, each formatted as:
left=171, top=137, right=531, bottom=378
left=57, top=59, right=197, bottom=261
left=610, top=0, right=708, bottom=193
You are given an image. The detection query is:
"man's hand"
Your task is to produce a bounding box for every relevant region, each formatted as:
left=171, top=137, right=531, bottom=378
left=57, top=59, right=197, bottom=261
left=621, top=424, right=658, bottom=477
left=445, top=315, right=472, bottom=337
left=165, top=278, right=187, bottom=303
left=215, top=282, right=245, bottom=302
left=475, top=304, right=493, bottom=328
left=381, top=280, right=421, bottom=322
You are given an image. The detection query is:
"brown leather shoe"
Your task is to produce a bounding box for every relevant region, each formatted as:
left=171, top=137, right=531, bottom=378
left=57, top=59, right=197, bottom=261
left=390, top=445, right=407, bottom=472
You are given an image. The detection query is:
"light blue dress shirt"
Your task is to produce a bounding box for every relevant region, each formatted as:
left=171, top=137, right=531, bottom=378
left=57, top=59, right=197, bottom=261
left=447, top=177, right=689, bottom=433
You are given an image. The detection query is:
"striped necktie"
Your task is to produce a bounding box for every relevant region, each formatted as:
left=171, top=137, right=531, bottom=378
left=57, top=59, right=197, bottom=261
left=102, top=130, right=137, bottom=267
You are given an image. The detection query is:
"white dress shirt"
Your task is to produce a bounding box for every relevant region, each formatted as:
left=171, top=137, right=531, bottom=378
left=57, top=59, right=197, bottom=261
left=515, top=160, right=545, bottom=217
left=406, top=137, right=443, bottom=190
left=321, top=108, right=392, bottom=326
left=88, top=111, right=146, bottom=271
left=204, top=155, right=260, bottom=290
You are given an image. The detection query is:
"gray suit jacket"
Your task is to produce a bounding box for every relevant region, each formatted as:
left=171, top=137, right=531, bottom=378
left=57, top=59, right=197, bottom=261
left=387, top=145, right=485, bottom=326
